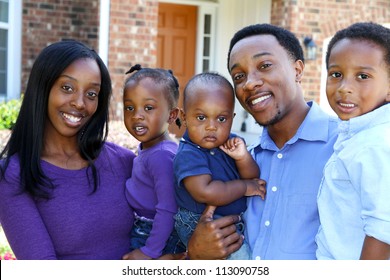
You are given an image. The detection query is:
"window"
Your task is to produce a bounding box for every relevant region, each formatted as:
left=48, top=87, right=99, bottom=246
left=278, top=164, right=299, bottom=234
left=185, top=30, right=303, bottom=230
left=0, top=0, right=9, bottom=97
left=0, top=0, right=21, bottom=101
left=195, top=4, right=216, bottom=73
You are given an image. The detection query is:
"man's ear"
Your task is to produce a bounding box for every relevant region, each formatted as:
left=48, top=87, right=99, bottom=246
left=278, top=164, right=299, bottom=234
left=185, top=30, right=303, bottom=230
left=294, top=59, right=305, bottom=83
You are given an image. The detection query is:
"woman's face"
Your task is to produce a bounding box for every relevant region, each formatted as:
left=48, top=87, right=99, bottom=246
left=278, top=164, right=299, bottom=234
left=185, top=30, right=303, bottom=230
left=45, top=58, right=101, bottom=140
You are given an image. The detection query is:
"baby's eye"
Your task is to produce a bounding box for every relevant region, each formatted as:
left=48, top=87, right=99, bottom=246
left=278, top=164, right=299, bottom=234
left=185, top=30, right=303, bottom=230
left=196, top=115, right=206, bottom=121
left=217, top=116, right=227, bottom=123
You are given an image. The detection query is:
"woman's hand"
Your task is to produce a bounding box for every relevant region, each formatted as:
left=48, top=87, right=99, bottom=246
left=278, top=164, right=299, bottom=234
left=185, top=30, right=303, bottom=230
left=187, top=205, right=243, bottom=259
left=122, top=249, right=187, bottom=260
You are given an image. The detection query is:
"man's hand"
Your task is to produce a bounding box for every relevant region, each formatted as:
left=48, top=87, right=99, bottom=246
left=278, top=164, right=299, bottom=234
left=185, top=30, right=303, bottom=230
left=187, top=205, right=243, bottom=259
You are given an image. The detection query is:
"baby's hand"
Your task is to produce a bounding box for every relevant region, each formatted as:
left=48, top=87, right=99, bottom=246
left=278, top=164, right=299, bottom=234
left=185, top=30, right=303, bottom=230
left=244, top=179, right=266, bottom=199
left=219, top=137, right=247, bottom=160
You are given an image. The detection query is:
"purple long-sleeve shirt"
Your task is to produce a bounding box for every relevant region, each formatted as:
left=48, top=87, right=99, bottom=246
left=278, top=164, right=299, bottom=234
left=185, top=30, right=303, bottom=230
left=125, top=140, right=178, bottom=258
left=0, top=142, right=136, bottom=260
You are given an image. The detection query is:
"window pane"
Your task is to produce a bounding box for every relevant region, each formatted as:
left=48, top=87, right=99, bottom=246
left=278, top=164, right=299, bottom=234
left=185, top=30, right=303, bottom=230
left=0, top=0, right=9, bottom=23
left=204, top=14, right=211, bottom=34
left=202, top=59, right=209, bottom=72
left=0, top=72, right=6, bottom=95
left=0, top=29, right=6, bottom=95
left=203, top=37, right=210, bottom=57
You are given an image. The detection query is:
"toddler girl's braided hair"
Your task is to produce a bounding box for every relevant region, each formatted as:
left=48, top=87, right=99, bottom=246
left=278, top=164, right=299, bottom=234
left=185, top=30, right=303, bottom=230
left=124, top=64, right=181, bottom=128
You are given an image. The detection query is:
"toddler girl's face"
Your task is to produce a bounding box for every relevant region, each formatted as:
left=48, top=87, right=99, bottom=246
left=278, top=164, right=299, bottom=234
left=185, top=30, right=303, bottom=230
left=326, top=38, right=390, bottom=121
left=123, top=78, right=173, bottom=149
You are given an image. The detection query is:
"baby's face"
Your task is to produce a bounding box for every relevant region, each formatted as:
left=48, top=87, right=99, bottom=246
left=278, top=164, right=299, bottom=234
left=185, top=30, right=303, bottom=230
left=183, top=84, right=235, bottom=149
left=326, top=38, right=390, bottom=120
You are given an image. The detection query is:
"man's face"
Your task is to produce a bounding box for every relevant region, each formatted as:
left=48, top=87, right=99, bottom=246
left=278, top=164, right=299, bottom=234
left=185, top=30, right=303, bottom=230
left=228, top=34, right=302, bottom=126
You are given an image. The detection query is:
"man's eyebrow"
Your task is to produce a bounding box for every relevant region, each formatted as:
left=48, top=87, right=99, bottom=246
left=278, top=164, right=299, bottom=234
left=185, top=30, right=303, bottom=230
left=230, top=52, right=272, bottom=72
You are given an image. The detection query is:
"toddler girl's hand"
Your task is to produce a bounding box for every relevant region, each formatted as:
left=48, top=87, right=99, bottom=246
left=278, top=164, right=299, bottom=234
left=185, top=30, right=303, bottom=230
left=122, top=248, right=152, bottom=260
left=244, top=179, right=266, bottom=199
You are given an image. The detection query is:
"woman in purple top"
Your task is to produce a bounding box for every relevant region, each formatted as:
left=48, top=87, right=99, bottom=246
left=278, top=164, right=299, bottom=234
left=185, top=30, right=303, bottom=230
left=0, top=40, right=137, bottom=259
left=122, top=65, right=185, bottom=260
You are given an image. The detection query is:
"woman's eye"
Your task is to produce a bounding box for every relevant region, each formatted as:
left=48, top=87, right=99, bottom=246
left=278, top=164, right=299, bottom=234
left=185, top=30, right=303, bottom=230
left=86, top=92, right=98, bottom=98
left=62, top=85, right=73, bottom=92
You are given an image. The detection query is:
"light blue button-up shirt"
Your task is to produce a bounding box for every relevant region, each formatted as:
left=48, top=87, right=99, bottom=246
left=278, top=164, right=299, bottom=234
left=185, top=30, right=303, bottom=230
left=244, top=102, right=338, bottom=259
left=316, top=103, right=390, bottom=260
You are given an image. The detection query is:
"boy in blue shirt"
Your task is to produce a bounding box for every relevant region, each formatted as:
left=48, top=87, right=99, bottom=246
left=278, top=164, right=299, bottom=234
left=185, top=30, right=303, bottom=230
left=316, top=22, right=390, bottom=260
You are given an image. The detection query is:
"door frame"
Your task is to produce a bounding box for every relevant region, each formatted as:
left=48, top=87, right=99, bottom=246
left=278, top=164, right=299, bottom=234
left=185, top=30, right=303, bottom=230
left=158, top=0, right=218, bottom=74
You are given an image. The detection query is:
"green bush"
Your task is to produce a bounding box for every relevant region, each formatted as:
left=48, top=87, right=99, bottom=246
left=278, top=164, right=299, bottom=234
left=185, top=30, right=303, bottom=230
left=0, top=97, right=22, bottom=130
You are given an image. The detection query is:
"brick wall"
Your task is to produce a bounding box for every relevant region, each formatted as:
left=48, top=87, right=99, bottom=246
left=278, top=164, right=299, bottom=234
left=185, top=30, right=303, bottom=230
left=108, top=0, right=158, bottom=120
left=271, top=0, right=390, bottom=104
left=21, top=0, right=100, bottom=93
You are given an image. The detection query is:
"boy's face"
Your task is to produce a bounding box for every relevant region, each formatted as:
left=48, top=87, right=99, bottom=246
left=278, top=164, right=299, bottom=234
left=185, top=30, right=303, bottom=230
left=182, top=83, right=235, bottom=149
left=326, top=38, right=390, bottom=121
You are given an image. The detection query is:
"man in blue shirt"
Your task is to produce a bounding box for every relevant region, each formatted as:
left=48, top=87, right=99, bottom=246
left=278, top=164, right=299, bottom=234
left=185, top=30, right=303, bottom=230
left=187, top=24, right=338, bottom=260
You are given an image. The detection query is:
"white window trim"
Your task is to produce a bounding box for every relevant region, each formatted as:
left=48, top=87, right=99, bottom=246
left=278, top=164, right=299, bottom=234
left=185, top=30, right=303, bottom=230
left=98, top=0, right=110, bottom=66
left=1, top=0, right=22, bottom=101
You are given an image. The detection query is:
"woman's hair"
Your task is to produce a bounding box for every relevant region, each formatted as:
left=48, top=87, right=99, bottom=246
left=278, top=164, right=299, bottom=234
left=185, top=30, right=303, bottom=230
left=124, top=64, right=181, bottom=127
left=227, top=23, right=305, bottom=69
left=0, top=40, right=112, bottom=198
left=183, top=72, right=234, bottom=110
left=326, top=22, right=390, bottom=73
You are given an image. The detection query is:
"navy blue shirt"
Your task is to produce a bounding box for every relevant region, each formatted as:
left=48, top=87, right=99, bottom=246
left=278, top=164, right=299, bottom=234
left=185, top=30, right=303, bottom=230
left=174, top=132, right=247, bottom=216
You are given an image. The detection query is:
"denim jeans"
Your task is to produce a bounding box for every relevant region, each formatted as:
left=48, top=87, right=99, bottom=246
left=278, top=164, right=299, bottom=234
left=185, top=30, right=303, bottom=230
left=130, top=215, right=186, bottom=255
left=174, top=207, right=251, bottom=260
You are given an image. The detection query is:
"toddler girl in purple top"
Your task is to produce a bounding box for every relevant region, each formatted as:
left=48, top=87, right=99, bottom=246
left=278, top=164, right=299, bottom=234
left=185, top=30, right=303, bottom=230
left=122, top=64, right=185, bottom=260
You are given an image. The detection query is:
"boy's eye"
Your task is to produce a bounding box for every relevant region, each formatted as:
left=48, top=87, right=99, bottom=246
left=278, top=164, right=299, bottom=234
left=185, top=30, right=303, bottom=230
left=330, top=72, right=342, bottom=78
left=218, top=117, right=227, bottom=123
left=145, top=105, right=153, bottom=111
left=260, top=63, right=272, bottom=69
left=125, top=106, right=134, bottom=111
left=358, top=73, right=369, bottom=80
left=196, top=115, right=206, bottom=121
